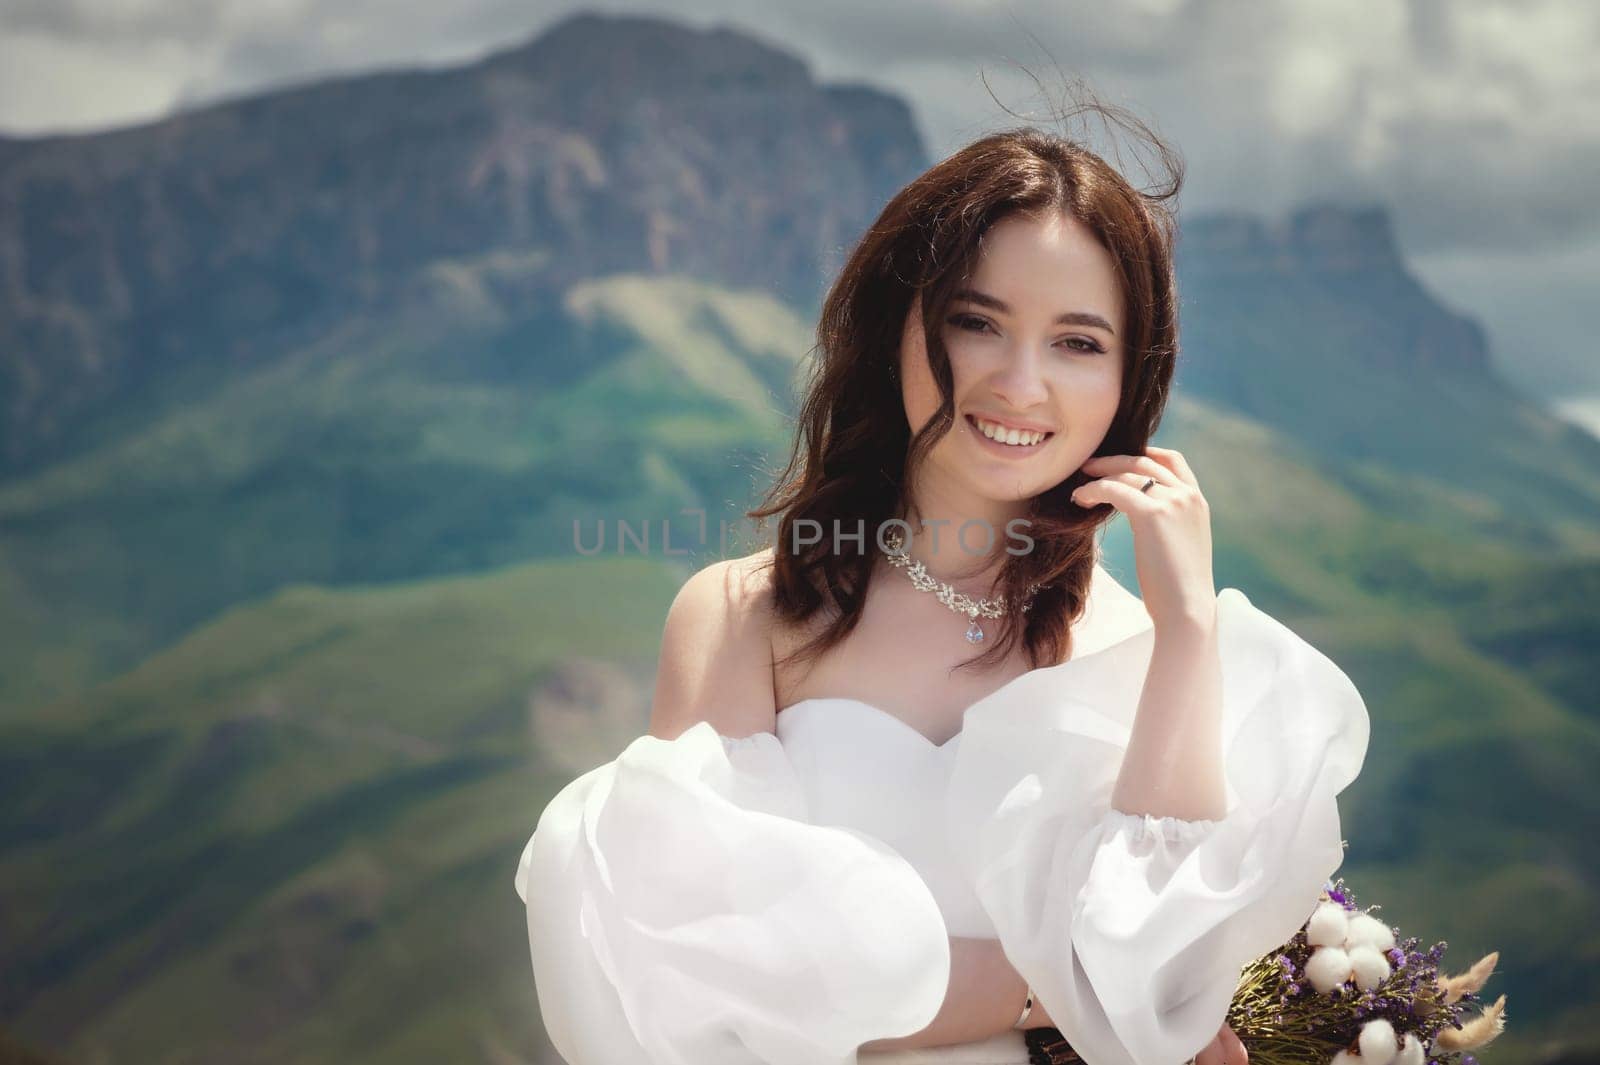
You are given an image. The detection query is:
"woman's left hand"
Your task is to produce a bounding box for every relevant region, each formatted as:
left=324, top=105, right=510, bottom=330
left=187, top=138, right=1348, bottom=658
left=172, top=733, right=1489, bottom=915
left=1070, top=445, right=1216, bottom=632
left=1189, top=1020, right=1249, bottom=1065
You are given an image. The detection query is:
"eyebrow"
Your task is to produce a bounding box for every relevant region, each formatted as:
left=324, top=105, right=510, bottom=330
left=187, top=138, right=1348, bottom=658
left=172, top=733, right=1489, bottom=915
left=952, top=288, right=1117, bottom=336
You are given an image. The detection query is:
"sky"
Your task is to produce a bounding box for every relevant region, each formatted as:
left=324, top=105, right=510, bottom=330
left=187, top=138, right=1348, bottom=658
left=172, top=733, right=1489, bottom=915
left=1, top=0, right=1596, bottom=415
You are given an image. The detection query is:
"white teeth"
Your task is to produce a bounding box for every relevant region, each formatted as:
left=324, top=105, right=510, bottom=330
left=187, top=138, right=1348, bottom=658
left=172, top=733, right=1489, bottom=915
left=973, top=417, right=1048, bottom=446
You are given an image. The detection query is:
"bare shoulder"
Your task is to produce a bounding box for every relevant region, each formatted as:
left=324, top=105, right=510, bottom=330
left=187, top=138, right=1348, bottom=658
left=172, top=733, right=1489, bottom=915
left=648, top=548, right=778, bottom=742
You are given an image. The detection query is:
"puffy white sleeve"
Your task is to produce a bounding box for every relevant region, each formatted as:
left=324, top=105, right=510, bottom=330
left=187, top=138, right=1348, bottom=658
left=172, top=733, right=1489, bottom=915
left=513, top=719, right=951, bottom=1065
left=945, top=588, right=1371, bottom=1065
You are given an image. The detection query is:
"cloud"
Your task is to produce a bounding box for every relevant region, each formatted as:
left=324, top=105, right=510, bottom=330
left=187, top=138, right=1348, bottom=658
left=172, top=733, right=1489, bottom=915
left=3, top=0, right=1593, bottom=251
left=2, top=0, right=226, bottom=45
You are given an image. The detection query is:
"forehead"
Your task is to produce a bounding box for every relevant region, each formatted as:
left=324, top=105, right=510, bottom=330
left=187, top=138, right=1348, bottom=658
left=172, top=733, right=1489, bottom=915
left=968, top=212, right=1123, bottom=316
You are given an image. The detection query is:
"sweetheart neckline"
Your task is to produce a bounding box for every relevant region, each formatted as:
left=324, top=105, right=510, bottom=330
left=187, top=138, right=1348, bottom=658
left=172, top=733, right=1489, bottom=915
left=773, top=576, right=1165, bottom=751
left=776, top=696, right=967, bottom=750
left=773, top=651, right=1077, bottom=751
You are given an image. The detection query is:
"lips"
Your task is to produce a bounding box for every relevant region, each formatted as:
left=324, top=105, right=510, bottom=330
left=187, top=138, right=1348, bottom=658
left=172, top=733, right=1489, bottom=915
left=965, top=413, right=1054, bottom=447
left=967, top=413, right=1054, bottom=435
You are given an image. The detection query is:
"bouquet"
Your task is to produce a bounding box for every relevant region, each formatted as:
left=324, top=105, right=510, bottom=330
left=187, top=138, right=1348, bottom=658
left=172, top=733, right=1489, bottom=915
left=1226, top=877, right=1509, bottom=1065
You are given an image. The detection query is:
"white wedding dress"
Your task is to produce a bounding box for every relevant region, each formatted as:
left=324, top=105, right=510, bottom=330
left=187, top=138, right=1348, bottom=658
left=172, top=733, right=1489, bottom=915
left=513, top=585, right=1371, bottom=1065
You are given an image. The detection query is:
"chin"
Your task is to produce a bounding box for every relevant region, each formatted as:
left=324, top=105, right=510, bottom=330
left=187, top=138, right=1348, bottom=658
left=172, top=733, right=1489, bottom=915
left=964, top=476, right=1047, bottom=509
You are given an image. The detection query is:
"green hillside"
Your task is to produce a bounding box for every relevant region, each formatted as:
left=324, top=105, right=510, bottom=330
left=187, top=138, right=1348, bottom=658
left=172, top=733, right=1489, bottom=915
left=1, top=553, right=684, bottom=1065
left=0, top=269, right=806, bottom=714
left=3, top=396, right=1596, bottom=1063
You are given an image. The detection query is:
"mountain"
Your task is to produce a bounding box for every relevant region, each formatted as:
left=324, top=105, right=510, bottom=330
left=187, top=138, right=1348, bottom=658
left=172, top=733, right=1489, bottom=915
left=1176, top=205, right=1600, bottom=552
left=0, top=6, right=921, bottom=711
left=0, top=10, right=921, bottom=479
left=1, top=9, right=1595, bottom=1065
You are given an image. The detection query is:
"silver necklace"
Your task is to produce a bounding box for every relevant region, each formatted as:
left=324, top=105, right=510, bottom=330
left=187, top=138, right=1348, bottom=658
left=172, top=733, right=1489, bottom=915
left=881, top=529, right=1042, bottom=644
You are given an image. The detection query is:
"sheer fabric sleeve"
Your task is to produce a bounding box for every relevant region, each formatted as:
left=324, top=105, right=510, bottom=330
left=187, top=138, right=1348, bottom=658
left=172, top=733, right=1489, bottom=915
left=945, top=587, right=1371, bottom=1065
left=513, top=719, right=952, bottom=1065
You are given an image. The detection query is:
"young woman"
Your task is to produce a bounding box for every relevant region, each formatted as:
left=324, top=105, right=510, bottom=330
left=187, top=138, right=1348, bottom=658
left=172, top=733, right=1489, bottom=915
left=514, top=119, right=1371, bottom=1065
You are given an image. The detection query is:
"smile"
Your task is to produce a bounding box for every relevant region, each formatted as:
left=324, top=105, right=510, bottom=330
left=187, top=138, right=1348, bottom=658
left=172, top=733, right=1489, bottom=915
left=966, top=414, right=1054, bottom=449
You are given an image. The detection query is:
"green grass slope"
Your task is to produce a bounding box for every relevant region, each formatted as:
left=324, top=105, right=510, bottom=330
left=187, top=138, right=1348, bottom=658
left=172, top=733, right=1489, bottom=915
left=1, top=553, right=687, bottom=1065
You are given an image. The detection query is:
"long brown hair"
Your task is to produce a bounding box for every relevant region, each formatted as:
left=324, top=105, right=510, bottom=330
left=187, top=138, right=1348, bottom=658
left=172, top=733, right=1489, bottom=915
left=748, top=99, right=1184, bottom=679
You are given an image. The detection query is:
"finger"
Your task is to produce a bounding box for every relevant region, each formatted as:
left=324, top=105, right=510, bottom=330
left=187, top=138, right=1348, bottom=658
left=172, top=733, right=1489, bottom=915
left=1222, top=1024, right=1249, bottom=1064
left=1104, top=469, right=1176, bottom=493
left=1071, top=475, right=1164, bottom=515
left=1080, top=453, right=1176, bottom=486
left=1087, top=469, right=1178, bottom=499
left=1143, top=445, right=1198, bottom=488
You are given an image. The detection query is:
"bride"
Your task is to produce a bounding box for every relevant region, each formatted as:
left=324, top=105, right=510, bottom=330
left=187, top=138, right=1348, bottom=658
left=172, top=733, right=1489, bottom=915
left=514, top=113, right=1371, bottom=1065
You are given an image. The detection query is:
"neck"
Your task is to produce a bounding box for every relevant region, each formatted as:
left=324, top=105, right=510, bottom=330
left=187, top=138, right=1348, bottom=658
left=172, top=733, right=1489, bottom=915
left=889, top=493, right=1028, bottom=599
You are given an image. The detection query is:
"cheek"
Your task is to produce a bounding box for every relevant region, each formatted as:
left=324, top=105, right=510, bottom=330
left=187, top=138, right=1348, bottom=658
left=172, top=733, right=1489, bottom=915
left=1064, top=367, right=1125, bottom=457
left=1060, top=356, right=1123, bottom=412
left=1088, top=364, right=1124, bottom=410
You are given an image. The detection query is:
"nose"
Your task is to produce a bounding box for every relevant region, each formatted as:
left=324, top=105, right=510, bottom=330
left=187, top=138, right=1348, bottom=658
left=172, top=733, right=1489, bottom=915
left=987, top=342, right=1050, bottom=410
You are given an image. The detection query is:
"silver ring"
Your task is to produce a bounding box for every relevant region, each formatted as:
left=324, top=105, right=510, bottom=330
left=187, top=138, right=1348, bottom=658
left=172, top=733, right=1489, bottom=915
left=1139, top=476, right=1157, bottom=493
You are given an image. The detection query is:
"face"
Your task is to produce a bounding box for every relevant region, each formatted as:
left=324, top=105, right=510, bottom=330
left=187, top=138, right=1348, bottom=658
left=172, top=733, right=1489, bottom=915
left=898, top=210, right=1126, bottom=523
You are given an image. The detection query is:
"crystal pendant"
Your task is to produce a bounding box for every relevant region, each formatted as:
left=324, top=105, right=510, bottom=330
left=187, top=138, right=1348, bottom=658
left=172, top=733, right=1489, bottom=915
left=965, top=617, right=985, bottom=644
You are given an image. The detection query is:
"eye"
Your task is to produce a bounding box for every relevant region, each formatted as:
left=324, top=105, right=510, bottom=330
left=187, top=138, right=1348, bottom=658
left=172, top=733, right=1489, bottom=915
left=947, top=313, right=1107, bottom=355
left=947, top=313, right=993, bottom=335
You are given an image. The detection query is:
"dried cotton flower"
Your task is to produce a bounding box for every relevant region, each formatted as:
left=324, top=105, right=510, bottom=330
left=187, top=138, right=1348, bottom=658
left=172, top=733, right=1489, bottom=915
left=1346, top=912, right=1397, bottom=952
left=1358, top=1017, right=1399, bottom=1065
left=1305, top=945, right=1352, bottom=993
left=1349, top=943, right=1392, bottom=991
left=1308, top=901, right=1350, bottom=947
